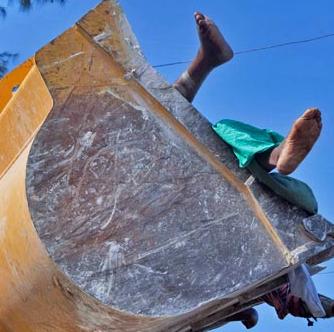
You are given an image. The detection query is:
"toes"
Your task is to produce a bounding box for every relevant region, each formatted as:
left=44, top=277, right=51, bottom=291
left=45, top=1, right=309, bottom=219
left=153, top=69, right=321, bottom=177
left=315, top=111, right=322, bottom=124
left=194, top=11, right=204, bottom=18
left=301, top=108, right=323, bottom=132
left=194, top=11, right=216, bottom=35
left=194, top=11, right=205, bottom=24
left=198, top=19, right=209, bottom=34
left=302, top=108, right=321, bottom=120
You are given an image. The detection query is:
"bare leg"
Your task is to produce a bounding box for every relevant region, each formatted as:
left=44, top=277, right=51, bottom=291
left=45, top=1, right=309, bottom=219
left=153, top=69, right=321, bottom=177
left=256, top=108, right=322, bottom=175
left=174, top=11, right=234, bottom=102
left=255, top=146, right=282, bottom=172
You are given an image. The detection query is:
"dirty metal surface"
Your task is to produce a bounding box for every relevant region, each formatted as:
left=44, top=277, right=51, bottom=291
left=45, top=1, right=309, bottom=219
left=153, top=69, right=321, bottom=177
left=25, top=0, right=334, bottom=322
left=27, top=33, right=284, bottom=317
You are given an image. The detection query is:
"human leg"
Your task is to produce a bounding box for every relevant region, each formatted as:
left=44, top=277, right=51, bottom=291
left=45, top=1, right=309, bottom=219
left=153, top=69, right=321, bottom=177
left=174, top=11, right=234, bottom=102
left=255, top=145, right=282, bottom=172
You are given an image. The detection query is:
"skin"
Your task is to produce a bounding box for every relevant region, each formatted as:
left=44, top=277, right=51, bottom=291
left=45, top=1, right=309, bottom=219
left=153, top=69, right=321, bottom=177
left=189, top=12, right=234, bottom=77
left=173, top=11, right=233, bottom=102
left=276, top=108, right=322, bottom=175
left=256, top=108, right=322, bottom=175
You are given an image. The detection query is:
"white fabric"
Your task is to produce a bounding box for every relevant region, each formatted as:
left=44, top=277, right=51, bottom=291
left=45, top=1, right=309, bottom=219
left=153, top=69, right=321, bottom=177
left=289, top=264, right=326, bottom=318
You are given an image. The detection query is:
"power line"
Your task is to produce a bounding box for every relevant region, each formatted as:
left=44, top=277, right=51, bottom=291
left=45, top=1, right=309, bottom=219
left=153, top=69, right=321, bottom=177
left=154, top=60, right=191, bottom=68
left=235, top=32, right=334, bottom=55
left=317, top=271, right=334, bottom=276
left=153, top=32, right=334, bottom=68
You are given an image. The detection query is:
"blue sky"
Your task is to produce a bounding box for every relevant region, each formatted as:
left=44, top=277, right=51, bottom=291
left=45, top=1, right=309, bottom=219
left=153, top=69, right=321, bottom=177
left=1, top=1, right=333, bottom=331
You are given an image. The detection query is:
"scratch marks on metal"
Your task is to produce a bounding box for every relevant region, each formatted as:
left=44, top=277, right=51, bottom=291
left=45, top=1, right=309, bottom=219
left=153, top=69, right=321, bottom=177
left=41, top=51, right=85, bottom=69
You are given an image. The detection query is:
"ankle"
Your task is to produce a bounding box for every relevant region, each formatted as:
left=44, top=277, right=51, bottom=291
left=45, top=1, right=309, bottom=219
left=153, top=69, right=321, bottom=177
left=195, top=49, right=217, bottom=71
left=187, top=50, right=215, bottom=80
left=174, top=71, right=198, bottom=102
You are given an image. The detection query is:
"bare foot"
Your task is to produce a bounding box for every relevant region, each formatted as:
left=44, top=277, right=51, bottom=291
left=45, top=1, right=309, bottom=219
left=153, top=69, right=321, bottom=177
left=173, top=12, right=233, bottom=102
left=194, top=11, right=234, bottom=69
left=276, top=108, right=322, bottom=175
left=226, top=308, right=259, bottom=329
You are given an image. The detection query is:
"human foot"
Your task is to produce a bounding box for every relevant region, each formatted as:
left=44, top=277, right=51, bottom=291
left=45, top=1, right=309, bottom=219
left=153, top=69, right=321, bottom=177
left=276, top=108, right=322, bottom=175
left=194, top=11, right=234, bottom=69
left=173, top=12, right=233, bottom=102
left=226, top=308, right=259, bottom=329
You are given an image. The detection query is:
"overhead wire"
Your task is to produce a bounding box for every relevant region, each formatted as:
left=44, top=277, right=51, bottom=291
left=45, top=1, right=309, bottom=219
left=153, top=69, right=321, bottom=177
left=153, top=32, right=334, bottom=68
left=317, top=271, right=334, bottom=276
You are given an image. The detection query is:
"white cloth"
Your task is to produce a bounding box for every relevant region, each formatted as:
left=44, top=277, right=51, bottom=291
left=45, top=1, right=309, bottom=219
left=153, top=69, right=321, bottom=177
left=289, top=264, right=326, bottom=317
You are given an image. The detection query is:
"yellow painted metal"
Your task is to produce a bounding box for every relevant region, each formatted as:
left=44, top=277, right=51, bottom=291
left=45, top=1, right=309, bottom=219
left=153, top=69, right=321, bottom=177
left=0, top=59, right=61, bottom=330
left=0, top=58, right=52, bottom=179
left=0, top=58, right=35, bottom=114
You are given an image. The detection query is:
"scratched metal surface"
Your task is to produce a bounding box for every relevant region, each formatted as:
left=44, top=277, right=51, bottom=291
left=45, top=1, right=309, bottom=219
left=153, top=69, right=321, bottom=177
left=26, top=85, right=285, bottom=315
left=26, top=0, right=334, bottom=318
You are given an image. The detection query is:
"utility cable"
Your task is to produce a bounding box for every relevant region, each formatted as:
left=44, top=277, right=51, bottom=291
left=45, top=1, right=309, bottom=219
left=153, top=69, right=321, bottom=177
left=317, top=271, right=334, bottom=276
left=153, top=32, right=334, bottom=68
